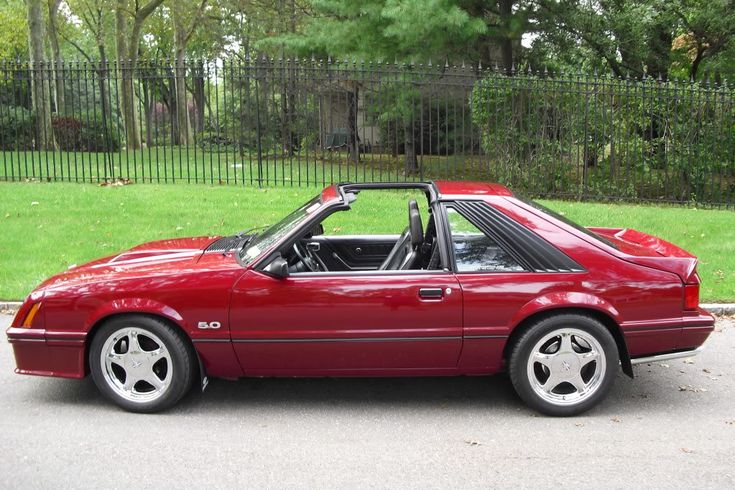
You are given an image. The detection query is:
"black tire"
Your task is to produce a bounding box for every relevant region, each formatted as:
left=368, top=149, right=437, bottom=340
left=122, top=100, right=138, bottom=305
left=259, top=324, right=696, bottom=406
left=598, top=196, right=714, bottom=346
left=89, top=315, right=196, bottom=413
left=508, top=313, right=619, bottom=416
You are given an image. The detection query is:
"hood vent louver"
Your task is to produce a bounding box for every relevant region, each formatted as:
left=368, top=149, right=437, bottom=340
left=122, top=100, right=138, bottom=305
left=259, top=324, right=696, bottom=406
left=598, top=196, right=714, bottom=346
left=204, top=236, right=240, bottom=253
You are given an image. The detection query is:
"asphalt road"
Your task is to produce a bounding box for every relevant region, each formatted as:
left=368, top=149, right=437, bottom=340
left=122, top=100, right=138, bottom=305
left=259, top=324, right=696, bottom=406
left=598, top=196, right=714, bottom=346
left=1, top=313, right=734, bottom=489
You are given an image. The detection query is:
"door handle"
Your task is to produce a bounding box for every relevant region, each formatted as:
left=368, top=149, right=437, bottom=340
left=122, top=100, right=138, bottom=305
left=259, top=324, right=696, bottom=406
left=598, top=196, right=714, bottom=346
left=418, top=288, right=444, bottom=299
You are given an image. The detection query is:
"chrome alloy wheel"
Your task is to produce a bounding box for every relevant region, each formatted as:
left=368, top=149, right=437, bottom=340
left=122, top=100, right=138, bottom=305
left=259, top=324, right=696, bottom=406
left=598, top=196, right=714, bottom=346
left=526, top=328, right=606, bottom=406
left=100, top=327, right=173, bottom=403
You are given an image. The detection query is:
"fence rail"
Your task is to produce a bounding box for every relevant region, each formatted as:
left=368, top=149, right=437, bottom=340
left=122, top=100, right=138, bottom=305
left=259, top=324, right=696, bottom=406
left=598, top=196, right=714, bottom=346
left=1, top=59, right=733, bottom=207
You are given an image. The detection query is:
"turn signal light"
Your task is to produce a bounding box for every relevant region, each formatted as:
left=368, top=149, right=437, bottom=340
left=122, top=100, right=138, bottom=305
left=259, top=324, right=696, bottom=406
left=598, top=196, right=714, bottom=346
left=21, top=302, right=42, bottom=328
left=684, top=284, right=699, bottom=311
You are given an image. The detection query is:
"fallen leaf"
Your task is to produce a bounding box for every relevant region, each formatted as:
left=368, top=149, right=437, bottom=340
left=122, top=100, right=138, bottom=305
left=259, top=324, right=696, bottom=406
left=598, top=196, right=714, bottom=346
left=681, top=448, right=694, bottom=454
left=679, top=384, right=706, bottom=393
left=703, top=368, right=711, bottom=374
left=575, top=422, right=584, bottom=427
left=611, top=417, right=621, bottom=423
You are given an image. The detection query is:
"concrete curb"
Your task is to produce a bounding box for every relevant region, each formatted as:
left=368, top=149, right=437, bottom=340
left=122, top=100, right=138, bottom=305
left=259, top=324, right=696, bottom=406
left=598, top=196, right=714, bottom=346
left=701, top=304, right=735, bottom=316
left=1, top=302, right=22, bottom=314
left=2, top=301, right=734, bottom=315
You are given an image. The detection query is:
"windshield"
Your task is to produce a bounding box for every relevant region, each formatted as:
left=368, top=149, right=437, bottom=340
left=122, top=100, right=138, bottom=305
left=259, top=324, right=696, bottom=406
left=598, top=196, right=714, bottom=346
left=239, top=196, right=323, bottom=264
left=519, top=197, right=619, bottom=250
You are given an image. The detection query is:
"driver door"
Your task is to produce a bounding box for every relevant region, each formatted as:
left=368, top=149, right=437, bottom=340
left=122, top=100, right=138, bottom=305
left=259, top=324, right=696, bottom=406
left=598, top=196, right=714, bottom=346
left=228, top=269, right=462, bottom=374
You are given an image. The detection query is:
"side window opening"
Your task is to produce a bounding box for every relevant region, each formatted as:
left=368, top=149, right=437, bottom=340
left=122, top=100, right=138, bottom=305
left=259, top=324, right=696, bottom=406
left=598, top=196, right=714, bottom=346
left=446, top=206, right=525, bottom=273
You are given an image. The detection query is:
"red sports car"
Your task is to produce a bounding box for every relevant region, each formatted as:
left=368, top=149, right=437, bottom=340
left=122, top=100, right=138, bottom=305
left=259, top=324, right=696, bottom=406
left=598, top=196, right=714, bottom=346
left=7, top=181, right=714, bottom=415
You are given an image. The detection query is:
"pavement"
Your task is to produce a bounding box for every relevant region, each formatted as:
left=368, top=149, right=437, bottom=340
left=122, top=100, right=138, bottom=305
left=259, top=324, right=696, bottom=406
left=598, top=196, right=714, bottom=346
left=1, top=313, right=734, bottom=489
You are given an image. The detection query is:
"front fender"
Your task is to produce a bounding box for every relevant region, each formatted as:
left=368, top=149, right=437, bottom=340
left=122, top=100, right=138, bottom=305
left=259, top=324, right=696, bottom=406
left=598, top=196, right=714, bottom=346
left=85, top=297, right=187, bottom=333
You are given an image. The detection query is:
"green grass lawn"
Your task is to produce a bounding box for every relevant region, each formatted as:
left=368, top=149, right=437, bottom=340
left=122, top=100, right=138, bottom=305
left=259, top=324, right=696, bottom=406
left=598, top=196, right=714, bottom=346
left=0, top=181, right=733, bottom=302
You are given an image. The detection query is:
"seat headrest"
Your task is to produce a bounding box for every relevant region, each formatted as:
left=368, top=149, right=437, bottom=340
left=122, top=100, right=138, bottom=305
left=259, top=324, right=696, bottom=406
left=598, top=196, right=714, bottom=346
left=408, top=200, right=423, bottom=247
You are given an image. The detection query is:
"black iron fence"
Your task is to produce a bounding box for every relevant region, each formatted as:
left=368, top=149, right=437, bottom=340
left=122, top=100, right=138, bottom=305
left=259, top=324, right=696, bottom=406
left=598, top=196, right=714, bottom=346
left=1, top=59, right=734, bottom=207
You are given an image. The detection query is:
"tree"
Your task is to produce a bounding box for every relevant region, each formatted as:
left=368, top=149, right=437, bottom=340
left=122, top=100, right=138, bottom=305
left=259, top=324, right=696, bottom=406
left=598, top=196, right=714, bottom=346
left=115, top=0, right=165, bottom=149
left=271, top=0, right=489, bottom=172
left=530, top=0, right=735, bottom=80
left=63, top=0, right=117, bottom=158
left=47, top=0, right=66, bottom=113
left=669, top=0, right=735, bottom=79
left=171, top=0, right=208, bottom=145
left=0, top=1, right=29, bottom=60
left=25, top=0, right=55, bottom=149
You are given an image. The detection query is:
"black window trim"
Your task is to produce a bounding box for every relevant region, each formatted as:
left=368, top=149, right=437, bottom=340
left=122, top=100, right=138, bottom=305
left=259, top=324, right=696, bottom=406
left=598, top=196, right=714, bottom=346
left=442, top=200, right=586, bottom=274
left=442, top=202, right=531, bottom=274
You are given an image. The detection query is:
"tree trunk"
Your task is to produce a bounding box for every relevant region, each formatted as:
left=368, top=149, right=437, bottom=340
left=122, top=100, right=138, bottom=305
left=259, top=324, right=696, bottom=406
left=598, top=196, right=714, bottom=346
left=499, top=0, right=514, bottom=75
left=47, top=0, right=65, bottom=114
left=173, top=49, right=192, bottom=145
left=115, top=1, right=139, bottom=149
left=192, top=62, right=205, bottom=133
left=142, top=75, right=153, bottom=148
left=172, top=2, right=192, bottom=146
left=115, top=0, right=164, bottom=150
left=96, top=45, right=113, bottom=151
left=26, top=0, right=55, bottom=150
left=346, top=86, right=359, bottom=164
left=690, top=47, right=704, bottom=81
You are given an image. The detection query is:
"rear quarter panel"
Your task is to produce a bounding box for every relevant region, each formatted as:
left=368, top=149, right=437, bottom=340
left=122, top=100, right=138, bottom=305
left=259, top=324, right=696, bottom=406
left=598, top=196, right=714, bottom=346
left=458, top=197, right=687, bottom=370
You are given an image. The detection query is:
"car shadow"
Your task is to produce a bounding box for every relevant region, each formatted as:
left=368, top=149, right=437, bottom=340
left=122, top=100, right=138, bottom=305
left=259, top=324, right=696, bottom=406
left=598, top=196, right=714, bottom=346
left=24, top=367, right=698, bottom=417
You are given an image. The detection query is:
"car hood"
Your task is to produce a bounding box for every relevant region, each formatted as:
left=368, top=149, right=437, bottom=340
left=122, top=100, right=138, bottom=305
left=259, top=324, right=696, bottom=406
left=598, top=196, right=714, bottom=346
left=35, top=236, right=221, bottom=291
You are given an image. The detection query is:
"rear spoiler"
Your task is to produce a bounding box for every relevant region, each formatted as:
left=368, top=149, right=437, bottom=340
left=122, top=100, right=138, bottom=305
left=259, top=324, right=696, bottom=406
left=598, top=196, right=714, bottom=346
left=588, top=227, right=698, bottom=283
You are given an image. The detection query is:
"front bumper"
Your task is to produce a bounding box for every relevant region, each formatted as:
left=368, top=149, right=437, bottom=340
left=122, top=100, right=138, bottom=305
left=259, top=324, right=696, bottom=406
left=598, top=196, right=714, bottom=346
left=6, top=327, right=87, bottom=379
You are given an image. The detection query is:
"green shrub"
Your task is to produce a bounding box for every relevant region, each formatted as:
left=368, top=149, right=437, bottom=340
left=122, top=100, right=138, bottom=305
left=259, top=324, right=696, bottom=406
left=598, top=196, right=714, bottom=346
left=52, top=114, right=121, bottom=152
left=78, top=118, right=121, bottom=152
left=470, top=75, right=735, bottom=202
left=0, top=106, right=35, bottom=150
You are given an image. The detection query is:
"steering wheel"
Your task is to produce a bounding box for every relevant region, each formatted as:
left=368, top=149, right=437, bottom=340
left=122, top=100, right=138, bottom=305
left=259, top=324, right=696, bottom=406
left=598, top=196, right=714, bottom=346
left=292, top=241, right=320, bottom=272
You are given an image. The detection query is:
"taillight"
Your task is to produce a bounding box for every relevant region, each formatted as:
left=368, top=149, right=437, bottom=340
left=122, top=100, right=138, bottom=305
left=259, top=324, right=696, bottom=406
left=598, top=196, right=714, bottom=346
left=21, top=302, right=42, bottom=328
left=684, top=284, right=699, bottom=311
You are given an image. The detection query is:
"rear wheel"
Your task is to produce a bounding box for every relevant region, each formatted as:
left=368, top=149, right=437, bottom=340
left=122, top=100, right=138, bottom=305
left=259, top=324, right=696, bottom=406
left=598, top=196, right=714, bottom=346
left=89, top=315, right=195, bottom=413
left=509, top=313, right=619, bottom=416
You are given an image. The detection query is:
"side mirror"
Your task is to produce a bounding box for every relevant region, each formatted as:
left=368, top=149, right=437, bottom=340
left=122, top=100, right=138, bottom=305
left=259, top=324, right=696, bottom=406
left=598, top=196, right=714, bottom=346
left=262, top=255, right=289, bottom=279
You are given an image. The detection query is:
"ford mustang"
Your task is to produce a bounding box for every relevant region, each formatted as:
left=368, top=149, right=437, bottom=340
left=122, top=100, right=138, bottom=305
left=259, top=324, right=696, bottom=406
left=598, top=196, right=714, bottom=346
left=7, top=181, right=714, bottom=415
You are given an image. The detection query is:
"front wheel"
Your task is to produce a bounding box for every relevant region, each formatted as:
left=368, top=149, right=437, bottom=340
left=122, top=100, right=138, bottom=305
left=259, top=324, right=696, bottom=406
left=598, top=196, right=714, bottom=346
left=89, top=315, right=196, bottom=413
left=508, top=314, right=619, bottom=416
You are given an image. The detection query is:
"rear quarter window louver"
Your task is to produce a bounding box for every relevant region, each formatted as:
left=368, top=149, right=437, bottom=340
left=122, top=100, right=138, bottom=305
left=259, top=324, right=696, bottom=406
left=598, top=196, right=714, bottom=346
left=452, top=201, right=585, bottom=273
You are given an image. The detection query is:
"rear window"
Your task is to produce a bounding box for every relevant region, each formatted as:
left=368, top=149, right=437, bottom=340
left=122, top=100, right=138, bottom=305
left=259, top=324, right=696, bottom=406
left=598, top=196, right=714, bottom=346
left=519, top=198, right=619, bottom=250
